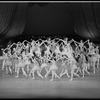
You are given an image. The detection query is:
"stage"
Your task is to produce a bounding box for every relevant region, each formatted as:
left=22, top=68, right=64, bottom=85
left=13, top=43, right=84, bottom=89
left=0, top=60, right=100, bottom=98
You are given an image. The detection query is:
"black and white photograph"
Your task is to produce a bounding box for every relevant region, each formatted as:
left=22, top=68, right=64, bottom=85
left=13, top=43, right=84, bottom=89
left=0, top=1, right=100, bottom=99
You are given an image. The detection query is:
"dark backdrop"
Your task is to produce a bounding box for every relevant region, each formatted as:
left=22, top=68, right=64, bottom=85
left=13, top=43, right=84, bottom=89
left=0, top=2, right=100, bottom=47
left=24, top=3, right=75, bottom=37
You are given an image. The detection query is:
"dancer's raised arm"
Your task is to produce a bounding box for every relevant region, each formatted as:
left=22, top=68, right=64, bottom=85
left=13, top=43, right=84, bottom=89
left=83, top=39, right=89, bottom=44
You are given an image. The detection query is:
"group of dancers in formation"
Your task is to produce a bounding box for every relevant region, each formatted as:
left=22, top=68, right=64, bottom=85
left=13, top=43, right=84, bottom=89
left=0, top=37, right=100, bottom=81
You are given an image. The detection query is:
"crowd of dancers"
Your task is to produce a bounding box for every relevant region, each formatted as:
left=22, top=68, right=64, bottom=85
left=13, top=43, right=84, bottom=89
left=0, top=37, right=100, bottom=81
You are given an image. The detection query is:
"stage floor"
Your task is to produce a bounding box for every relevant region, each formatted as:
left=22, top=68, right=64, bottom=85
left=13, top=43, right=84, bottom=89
left=0, top=61, right=100, bottom=98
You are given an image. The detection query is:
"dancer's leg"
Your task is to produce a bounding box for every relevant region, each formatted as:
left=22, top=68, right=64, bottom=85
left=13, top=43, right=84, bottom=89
left=97, top=59, right=99, bottom=69
left=45, top=70, right=51, bottom=78
left=15, top=67, right=20, bottom=78
left=22, top=67, right=27, bottom=77
left=37, top=70, right=43, bottom=79
left=65, top=70, right=70, bottom=78
left=2, top=60, right=5, bottom=71
left=54, top=71, right=61, bottom=79
left=32, top=71, right=35, bottom=79
left=50, top=70, right=55, bottom=81
left=6, top=66, right=8, bottom=74
left=45, top=67, right=48, bottom=72
left=15, top=65, right=18, bottom=72
left=70, top=70, right=74, bottom=81
left=73, top=72, right=80, bottom=77
left=9, top=66, right=12, bottom=74
left=29, top=69, right=32, bottom=76
left=85, top=66, right=90, bottom=75
left=76, top=67, right=82, bottom=74
left=59, top=69, right=64, bottom=77
left=93, top=62, right=95, bottom=73
left=27, top=65, right=30, bottom=73
left=82, top=68, right=85, bottom=78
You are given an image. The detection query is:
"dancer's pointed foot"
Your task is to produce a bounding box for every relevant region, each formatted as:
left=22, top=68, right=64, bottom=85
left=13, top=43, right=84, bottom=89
left=44, top=75, right=48, bottom=78
left=82, top=76, right=84, bottom=78
left=59, top=74, right=62, bottom=78
left=23, top=74, right=27, bottom=77
left=29, top=73, right=31, bottom=77
left=50, top=79, right=53, bottom=81
left=15, top=75, right=18, bottom=78
left=32, top=77, right=35, bottom=80
left=70, top=78, right=73, bottom=81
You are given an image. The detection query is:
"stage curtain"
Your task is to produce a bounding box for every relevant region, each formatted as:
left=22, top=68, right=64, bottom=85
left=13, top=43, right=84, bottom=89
left=0, top=3, right=28, bottom=41
left=70, top=3, right=100, bottom=41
